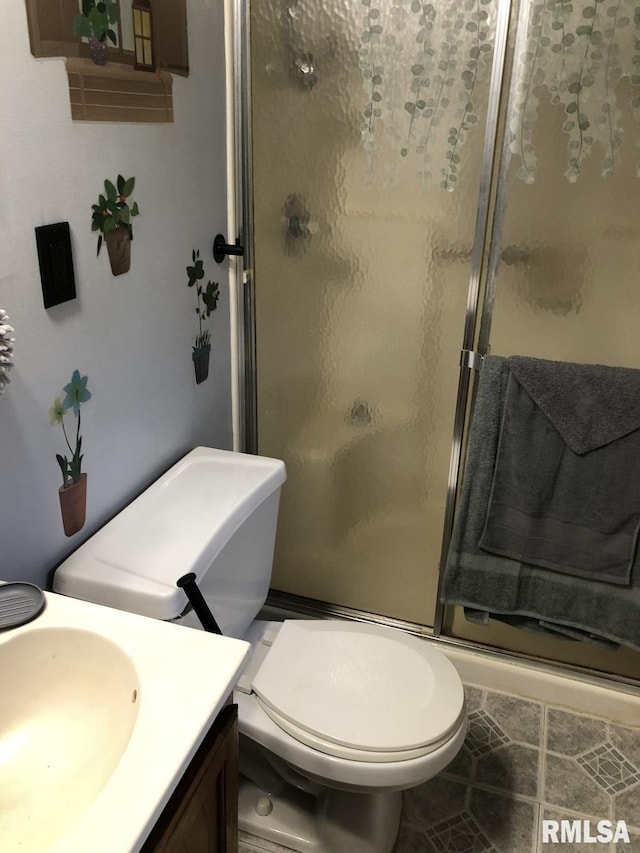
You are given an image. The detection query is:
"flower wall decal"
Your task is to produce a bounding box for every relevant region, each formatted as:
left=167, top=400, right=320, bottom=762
left=49, top=369, right=92, bottom=487
left=185, top=250, right=220, bottom=384
left=49, top=369, right=92, bottom=537
left=92, top=175, right=140, bottom=276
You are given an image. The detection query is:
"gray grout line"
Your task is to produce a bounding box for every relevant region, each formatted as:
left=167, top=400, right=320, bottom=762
left=608, top=720, right=616, bottom=823
left=442, top=772, right=541, bottom=806
left=539, top=703, right=548, bottom=806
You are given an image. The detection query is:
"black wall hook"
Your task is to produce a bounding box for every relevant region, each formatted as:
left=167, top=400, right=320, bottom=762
left=213, top=233, right=244, bottom=264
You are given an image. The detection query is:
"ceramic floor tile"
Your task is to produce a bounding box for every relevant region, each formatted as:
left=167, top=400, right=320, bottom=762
left=401, top=775, right=468, bottom=831
left=543, top=753, right=612, bottom=815
left=423, top=811, right=499, bottom=853
left=609, top=724, right=640, bottom=775
left=484, top=692, right=543, bottom=747
left=464, top=684, right=486, bottom=712
left=476, top=742, right=540, bottom=798
left=465, top=708, right=511, bottom=758
left=545, top=709, right=608, bottom=756
left=392, top=824, right=431, bottom=853
left=613, top=781, right=640, bottom=831
left=469, top=787, right=538, bottom=852
left=446, top=742, right=476, bottom=782
left=577, top=742, right=640, bottom=795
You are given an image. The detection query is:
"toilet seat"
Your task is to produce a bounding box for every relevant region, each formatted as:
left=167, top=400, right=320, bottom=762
left=250, top=620, right=465, bottom=763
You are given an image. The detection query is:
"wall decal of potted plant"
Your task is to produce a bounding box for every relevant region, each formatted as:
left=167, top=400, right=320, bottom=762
left=73, top=0, right=119, bottom=66
left=49, top=370, right=91, bottom=537
left=186, top=250, right=220, bottom=384
left=92, top=175, right=140, bottom=276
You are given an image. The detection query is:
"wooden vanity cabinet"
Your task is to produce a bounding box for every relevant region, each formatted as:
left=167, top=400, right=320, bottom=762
left=141, top=701, right=239, bottom=853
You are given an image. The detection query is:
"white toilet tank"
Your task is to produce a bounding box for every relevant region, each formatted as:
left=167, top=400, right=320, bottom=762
left=53, top=447, right=287, bottom=638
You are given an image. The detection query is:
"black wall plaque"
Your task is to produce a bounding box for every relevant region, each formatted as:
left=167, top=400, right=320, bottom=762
left=35, top=222, right=77, bottom=309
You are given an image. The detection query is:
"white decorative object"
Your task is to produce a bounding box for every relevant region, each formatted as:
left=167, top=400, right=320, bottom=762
left=0, top=309, right=15, bottom=396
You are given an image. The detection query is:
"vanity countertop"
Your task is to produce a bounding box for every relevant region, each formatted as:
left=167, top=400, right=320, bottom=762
left=0, top=586, right=250, bottom=853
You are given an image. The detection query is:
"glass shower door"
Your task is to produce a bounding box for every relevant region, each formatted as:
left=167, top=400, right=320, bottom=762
left=249, top=0, right=499, bottom=625
left=445, top=0, right=640, bottom=678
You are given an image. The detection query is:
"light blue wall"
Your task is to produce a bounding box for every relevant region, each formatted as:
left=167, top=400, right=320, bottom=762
left=0, top=1, right=232, bottom=587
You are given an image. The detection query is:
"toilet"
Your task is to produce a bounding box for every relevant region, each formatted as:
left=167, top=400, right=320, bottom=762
left=53, top=447, right=467, bottom=853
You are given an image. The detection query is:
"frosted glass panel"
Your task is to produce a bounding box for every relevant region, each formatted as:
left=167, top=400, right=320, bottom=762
left=489, top=82, right=640, bottom=367
left=251, top=0, right=496, bottom=624
left=488, top=0, right=640, bottom=365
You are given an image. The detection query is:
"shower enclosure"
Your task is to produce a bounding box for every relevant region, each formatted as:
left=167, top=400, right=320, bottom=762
left=231, top=0, right=640, bottom=681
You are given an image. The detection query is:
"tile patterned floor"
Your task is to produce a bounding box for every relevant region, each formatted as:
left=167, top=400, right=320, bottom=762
left=239, top=683, right=640, bottom=853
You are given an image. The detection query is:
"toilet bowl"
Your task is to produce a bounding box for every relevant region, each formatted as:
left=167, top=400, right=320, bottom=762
left=53, top=447, right=467, bottom=853
left=233, top=618, right=466, bottom=852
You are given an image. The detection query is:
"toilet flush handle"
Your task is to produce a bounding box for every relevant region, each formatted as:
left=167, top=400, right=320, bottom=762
left=176, top=573, right=223, bottom=635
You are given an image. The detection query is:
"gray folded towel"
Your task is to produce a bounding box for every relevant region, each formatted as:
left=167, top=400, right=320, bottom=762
left=463, top=608, right=620, bottom=649
left=442, top=355, right=640, bottom=651
left=507, top=356, right=640, bottom=454
left=479, top=357, right=640, bottom=585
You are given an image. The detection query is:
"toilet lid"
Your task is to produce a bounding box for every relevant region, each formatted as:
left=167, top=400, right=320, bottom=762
left=251, top=620, right=465, bottom=760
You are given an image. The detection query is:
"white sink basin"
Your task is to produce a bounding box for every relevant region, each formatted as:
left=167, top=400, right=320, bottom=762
left=0, top=588, right=249, bottom=853
left=1, top=627, right=139, bottom=851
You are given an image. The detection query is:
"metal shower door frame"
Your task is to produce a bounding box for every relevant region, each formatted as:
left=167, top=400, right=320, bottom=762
left=231, top=0, right=257, bottom=456
left=431, top=0, right=514, bottom=637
